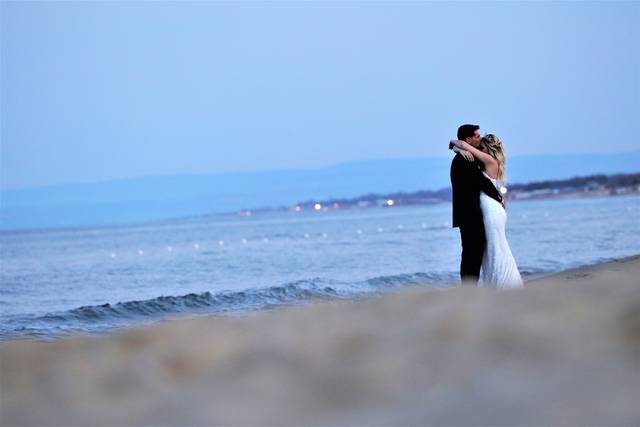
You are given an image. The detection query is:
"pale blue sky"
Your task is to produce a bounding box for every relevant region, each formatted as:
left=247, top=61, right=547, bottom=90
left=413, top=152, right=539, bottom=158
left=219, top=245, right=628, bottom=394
left=1, top=1, right=638, bottom=190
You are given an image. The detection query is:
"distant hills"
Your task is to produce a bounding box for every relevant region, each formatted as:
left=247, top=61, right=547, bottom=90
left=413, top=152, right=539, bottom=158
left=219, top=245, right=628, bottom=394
left=1, top=151, right=639, bottom=231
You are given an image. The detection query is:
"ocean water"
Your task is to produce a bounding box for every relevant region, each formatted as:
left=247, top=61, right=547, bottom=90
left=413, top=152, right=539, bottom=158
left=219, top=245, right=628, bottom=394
left=1, top=195, right=639, bottom=341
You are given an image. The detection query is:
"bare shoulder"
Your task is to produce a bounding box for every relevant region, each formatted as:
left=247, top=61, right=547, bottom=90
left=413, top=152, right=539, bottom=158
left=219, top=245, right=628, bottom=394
left=484, top=164, right=499, bottom=179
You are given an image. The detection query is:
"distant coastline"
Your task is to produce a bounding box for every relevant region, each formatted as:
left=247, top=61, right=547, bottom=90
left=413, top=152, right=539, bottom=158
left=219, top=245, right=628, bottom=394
left=2, top=170, right=638, bottom=232
left=234, top=172, right=640, bottom=216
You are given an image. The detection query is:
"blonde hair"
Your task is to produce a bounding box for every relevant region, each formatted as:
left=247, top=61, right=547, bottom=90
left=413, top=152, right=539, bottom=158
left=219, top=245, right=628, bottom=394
left=480, top=134, right=506, bottom=182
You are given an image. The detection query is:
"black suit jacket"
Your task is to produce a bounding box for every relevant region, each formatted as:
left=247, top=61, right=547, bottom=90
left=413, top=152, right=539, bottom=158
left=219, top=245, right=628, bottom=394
left=450, top=153, right=503, bottom=228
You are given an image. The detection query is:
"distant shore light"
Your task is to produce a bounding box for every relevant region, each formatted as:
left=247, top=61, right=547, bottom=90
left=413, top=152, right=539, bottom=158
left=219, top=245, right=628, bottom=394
left=386, top=199, right=395, bottom=206
left=294, top=206, right=301, bottom=212
left=500, top=187, right=508, bottom=194
left=314, top=203, right=322, bottom=210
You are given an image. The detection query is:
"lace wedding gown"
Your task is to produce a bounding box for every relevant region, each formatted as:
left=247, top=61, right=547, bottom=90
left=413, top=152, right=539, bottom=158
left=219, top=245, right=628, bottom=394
left=479, top=171, right=523, bottom=289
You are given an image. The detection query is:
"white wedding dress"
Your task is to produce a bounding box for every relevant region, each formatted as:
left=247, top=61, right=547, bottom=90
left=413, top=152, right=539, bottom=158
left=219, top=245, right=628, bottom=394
left=479, top=171, right=523, bottom=289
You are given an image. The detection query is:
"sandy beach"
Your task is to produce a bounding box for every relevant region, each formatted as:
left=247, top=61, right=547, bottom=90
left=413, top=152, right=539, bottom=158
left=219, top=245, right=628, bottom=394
left=1, top=255, right=639, bottom=426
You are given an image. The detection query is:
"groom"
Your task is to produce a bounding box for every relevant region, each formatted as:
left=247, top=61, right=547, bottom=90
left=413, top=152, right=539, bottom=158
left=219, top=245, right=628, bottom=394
left=450, top=124, right=504, bottom=284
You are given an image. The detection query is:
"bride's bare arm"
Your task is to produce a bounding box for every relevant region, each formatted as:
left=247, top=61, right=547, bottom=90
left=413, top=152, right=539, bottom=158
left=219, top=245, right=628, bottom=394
left=452, top=146, right=474, bottom=162
left=450, top=140, right=499, bottom=173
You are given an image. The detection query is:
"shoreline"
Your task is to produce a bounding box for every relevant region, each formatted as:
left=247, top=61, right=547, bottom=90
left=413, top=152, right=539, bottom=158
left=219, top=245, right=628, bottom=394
left=1, top=255, right=639, bottom=425
left=0, top=255, right=627, bottom=344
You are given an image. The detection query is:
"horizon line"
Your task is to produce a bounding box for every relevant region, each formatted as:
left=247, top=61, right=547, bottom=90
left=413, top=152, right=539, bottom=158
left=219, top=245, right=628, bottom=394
left=2, top=149, right=639, bottom=193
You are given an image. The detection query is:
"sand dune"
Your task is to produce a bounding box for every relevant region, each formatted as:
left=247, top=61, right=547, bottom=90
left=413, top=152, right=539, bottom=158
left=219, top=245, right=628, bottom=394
left=1, top=255, right=639, bottom=426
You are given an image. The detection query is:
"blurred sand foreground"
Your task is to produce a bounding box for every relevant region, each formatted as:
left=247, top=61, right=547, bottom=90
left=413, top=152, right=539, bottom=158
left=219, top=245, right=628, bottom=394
left=1, top=256, right=639, bottom=426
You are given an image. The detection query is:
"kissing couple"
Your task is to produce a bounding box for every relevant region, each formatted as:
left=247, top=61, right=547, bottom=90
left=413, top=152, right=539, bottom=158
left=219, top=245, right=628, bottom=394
left=449, top=124, right=523, bottom=289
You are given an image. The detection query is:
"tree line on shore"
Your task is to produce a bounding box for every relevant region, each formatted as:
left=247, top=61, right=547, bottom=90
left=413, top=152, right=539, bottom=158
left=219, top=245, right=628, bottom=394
left=296, top=173, right=640, bottom=209
left=240, top=172, right=640, bottom=214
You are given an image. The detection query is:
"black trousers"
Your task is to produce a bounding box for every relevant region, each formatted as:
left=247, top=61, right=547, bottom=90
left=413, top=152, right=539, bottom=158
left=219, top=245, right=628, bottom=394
left=459, top=222, right=486, bottom=283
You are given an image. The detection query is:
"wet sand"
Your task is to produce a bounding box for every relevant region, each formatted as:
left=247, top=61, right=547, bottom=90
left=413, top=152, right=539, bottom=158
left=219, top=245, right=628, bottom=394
left=1, top=255, right=639, bottom=426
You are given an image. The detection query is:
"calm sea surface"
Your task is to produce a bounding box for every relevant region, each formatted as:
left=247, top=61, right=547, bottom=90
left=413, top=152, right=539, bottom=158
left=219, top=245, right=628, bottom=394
left=1, top=195, right=639, bottom=341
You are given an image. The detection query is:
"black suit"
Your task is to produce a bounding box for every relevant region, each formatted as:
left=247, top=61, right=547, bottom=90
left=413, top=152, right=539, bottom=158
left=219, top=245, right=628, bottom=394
left=450, top=154, right=503, bottom=282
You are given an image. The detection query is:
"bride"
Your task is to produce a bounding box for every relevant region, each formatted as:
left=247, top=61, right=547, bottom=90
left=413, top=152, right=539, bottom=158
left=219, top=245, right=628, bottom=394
left=450, top=134, right=523, bottom=289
